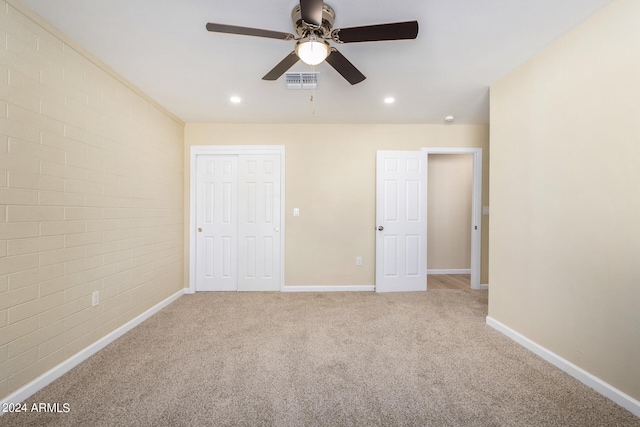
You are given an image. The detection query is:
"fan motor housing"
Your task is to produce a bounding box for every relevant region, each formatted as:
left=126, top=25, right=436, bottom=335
left=291, top=4, right=335, bottom=38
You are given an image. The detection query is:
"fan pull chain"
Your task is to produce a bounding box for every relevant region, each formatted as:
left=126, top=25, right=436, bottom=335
left=310, top=64, right=316, bottom=115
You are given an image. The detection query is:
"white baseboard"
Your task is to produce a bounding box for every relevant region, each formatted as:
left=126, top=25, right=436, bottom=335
left=282, top=285, right=375, bottom=292
left=480, top=283, right=489, bottom=290
left=486, top=316, right=640, bottom=418
left=427, top=269, right=471, bottom=275
left=1, top=289, right=184, bottom=409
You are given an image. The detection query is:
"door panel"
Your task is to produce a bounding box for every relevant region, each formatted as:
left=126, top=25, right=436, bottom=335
left=376, top=151, right=427, bottom=292
left=196, top=155, right=238, bottom=291
left=237, top=155, right=281, bottom=291
left=405, top=234, right=421, bottom=276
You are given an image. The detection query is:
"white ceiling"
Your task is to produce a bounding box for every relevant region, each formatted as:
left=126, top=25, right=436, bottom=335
left=19, top=0, right=612, bottom=124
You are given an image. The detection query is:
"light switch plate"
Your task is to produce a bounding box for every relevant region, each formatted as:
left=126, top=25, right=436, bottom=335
left=293, top=208, right=300, bottom=217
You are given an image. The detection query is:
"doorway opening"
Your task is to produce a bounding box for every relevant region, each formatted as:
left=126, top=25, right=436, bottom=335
left=374, top=148, right=482, bottom=292
left=427, top=153, right=473, bottom=290
left=423, top=148, right=482, bottom=290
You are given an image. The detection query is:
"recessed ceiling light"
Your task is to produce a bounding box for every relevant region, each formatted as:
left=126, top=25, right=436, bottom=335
left=384, top=97, right=395, bottom=104
left=444, top=115, right=455, bottom=122
left=230, top=96, right=242, bottom=104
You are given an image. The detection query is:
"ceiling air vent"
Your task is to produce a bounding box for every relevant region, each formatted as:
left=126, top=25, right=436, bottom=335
left=285, top=72, right=319, bottom=90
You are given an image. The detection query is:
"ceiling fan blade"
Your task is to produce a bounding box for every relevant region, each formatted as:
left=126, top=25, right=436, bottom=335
left=332, top=21, right=419, bottom=43
left=325, top=48, right=366, bottom=85
left=206, top=23, right=295, bottom=41
left=299, top=0, right=324, bottom=27
left=262, top=51, right=300, bottom=81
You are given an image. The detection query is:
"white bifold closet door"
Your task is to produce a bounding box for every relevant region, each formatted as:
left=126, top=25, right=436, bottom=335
left=195, top=154, right=281, bottom=291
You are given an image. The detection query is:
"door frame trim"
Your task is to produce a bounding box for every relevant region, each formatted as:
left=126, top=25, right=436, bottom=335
left=188, top=145, right=286, bottom=293
left=422, top=147, right=483, bottom=290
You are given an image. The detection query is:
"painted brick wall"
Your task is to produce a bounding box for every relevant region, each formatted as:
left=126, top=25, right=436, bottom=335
left=0, top=1, right=184, bottom=399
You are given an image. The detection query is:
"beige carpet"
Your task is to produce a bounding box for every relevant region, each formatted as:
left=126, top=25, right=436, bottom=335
left=3, top=290, right=639, bottom=426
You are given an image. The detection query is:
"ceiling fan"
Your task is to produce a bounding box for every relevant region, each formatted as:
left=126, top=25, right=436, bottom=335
left=206, top=0, right=419, bottom=85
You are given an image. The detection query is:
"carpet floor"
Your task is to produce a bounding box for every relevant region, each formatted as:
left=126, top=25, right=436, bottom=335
left=3, top=290, right=639, bottom=426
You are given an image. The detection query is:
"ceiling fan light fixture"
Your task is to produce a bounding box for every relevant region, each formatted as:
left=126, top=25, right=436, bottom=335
left=296, top=37, right=330, bottom=65
left=207, top=4, right=418, bottom=85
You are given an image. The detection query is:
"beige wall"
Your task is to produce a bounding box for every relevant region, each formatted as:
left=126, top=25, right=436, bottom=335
left=0, top=1, right=184, bottom=400
left=185, top=124, right=489, bottom=287
left=427, top=154, right=473, bottom=270
left=489, top=0, right=640, bottom=401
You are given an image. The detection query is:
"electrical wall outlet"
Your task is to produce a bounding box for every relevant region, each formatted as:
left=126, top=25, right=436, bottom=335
left=92, top=290, right=100, bottom=307
left=356, top=257, right=363, bottom=266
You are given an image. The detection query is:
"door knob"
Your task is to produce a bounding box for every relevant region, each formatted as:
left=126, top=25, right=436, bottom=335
left=274, top=227, right=279, bottom=232
left=197, top=228, right=202, bottom=232
left=378, top=226, right=384, bottom=231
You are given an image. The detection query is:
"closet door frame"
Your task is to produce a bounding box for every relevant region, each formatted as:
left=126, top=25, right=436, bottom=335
left=188, top=145, right=285, bottom=294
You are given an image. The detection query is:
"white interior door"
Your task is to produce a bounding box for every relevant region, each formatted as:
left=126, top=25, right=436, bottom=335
left=237, top=155, right=281, bottom=291
left=375, top=151, right=427, bottom=292
left=195, top=155, right=238, bottom=291
left=194, top=152, right=282, bottom=292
